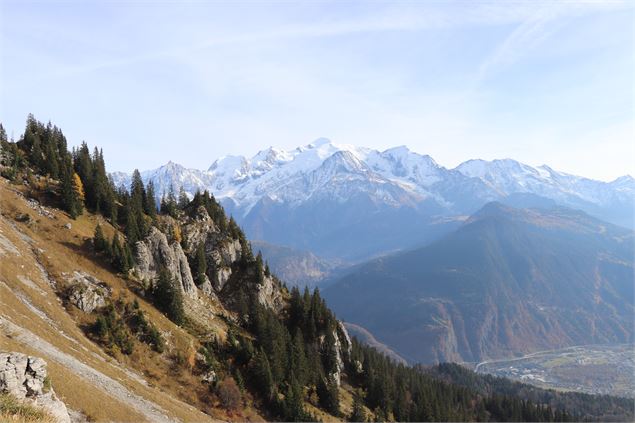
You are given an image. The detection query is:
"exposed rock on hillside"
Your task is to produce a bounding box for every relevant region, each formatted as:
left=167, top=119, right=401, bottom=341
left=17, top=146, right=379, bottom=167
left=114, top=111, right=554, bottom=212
left=181, top=205, right=242, bottom=292
left=64, top=271, right=111, bottom=313
left=134, top=227, right=197, bottom=298
left=255, top=274, right=284, bottom=311
left=331, top=324, right=352, bottom=387
left=0, top=352, right=71, bottom=423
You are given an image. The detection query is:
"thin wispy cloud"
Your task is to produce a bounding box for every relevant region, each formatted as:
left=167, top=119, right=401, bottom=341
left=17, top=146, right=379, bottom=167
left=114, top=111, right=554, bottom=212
left=1, top=1, right=632, bottom=180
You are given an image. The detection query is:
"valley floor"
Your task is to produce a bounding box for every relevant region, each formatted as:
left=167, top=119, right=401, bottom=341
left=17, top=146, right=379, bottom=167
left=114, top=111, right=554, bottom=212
left=474, top=344, right=635, bottom=398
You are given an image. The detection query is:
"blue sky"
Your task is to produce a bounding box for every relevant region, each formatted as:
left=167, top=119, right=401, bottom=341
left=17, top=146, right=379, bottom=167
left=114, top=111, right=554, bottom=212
left=1, top=1, right=633, bottom=180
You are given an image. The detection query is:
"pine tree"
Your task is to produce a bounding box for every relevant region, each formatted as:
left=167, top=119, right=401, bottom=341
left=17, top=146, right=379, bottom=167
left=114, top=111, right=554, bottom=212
left=110, top=234, right=130, bottom=273
left=93, top=224, right=109, bottom=254
left=0, top=123, right=7, bottom=145
left=253, top=348, right=275, bottom=402
left=317, top=376, right=340, bottom=416
left=60, top=156, right=82, bottom=218
left=32, top=135, right=44, bottom=173
left=290, top=329, right=308, bottom=387
left=44, top=136, right=59, bottom=179
left=73, top=142, right=93, bottom=192
left=193, top=243, right=207, bottom=286
left=127, top=213, right=141, bottom=245
left=153, top=268, right=185, bottom=325
left=255, top=251, right=265, bottom=282
left=144, top=180, right=157, bottom=218
left=349, top=391, right=367, bottom=422
left=178, top=186, right=189, bottom=209
left=161, top=185, right=178, bottom=217
left=130, top=169, right=145, bottom=212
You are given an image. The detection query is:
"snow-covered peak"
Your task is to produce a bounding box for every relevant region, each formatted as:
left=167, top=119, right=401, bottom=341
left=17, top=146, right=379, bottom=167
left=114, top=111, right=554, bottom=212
left=110, top=140, right=634, bottom=229
left=208, top=155, right=248, bottom=173
left=360, top=146, right=443, bottom=188
left=320, top=150, right=368, bottom=175
left=456, top=158, right=534, bottom=178
left=610, top=175, right=634, bottom=186
left=383, top=145, right=411, bottom=156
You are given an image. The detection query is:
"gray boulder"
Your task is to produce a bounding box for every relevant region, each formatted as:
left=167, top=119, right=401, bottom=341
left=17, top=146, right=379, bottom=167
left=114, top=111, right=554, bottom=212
left=65, top=271, right=111, bottom=313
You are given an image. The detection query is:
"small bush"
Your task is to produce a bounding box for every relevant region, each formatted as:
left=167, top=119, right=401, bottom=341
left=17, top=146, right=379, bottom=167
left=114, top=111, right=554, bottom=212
left=217, top=377, right=242, bottom=411
left=43, top=376, right=52, bottom=393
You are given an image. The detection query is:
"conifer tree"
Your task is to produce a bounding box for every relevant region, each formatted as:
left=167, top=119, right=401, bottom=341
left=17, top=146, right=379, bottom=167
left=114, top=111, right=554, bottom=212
left=44, top=137, right=59, bottom=179
left=130, top=169, right=145, bottom=211
left=110, top=234, right=130, bottom=273
left=161, top=186, right=178, bottom=217
left=349, top=392, right=367, bottom=422
left=74, top=142, right=93, bottom=196
left=0, top=123, right=7, bottom=145
left=317, top=376, right=340, bottom=416
left=178, top=186, right=189, bottom=209
left=253, top=347, right=275, bottom=402
left=144, top=180, right=157, bottom=218
left=193, top=243, right=207, bottom=286
left=153, top=268, right=185, bottom=325
left=93, top=224, right=109, bottom=253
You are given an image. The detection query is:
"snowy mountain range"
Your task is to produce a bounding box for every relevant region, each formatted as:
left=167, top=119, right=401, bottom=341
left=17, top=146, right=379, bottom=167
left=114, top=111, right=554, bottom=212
left=111, top=139, right=634, bottom=261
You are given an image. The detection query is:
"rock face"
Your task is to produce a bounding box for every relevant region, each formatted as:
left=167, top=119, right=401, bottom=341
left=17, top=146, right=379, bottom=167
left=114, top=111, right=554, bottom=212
left=65, top=271, right=111, bottom=313
left=0, top=352, right=71, bottom=423
left=331, top=323, right=352, bottom=387
left=208, top=240, right=242, bottom=292
left=181, top=206, right=243, bottom=294
left=255, top=274, right=284, bottom=312
left=135, top=227, right=197, bottom=298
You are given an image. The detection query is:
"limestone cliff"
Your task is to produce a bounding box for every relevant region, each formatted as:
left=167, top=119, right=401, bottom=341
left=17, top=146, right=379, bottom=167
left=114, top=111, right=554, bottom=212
left=134, top=227, right=197, bottom=298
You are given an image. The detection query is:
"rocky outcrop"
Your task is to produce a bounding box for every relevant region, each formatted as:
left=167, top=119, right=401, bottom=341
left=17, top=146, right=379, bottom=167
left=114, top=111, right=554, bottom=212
left=181, top=206, right=218, bottom=249
left=181, top=206, right=242, bottom=294
left=255, top=274, right=285, bottom=312
left=330, top=324, right=352, bottom=387
left=135, top=227, right=197, bottom=298
left=65, top=271, right=111, bottom=313
left=0, top=352, right=71, bottom=423
left=337, top=320, right=352, bottom=358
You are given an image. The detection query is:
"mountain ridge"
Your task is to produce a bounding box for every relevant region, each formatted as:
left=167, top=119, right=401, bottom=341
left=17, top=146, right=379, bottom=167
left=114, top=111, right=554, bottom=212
left=110, top=140, right=634, bottom=262
left=322, top=202, right=634, bottom=365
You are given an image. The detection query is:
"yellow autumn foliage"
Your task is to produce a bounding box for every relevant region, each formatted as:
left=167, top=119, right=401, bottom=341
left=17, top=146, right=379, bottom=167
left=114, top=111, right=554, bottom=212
left=72, top=172, right=85, bottom=202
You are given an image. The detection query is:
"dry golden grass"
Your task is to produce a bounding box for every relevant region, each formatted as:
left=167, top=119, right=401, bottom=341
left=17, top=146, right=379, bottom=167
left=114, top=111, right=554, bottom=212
left=0, top=393, right=56, bottom=423
left=0, top=179, right=232, bottom=422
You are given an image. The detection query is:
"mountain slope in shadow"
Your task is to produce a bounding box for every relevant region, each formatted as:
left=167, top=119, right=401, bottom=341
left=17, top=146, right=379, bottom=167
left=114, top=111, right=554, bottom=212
left=324, top=203, right=634, bottom=364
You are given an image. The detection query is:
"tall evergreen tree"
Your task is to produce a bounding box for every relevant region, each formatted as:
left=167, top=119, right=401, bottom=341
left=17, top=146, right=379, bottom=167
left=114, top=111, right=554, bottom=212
left=349, top=392, right=367, bottom=422
left=178, top=186, right=189, bottom=209
left=153, top=268, right=185, bottom=325
left=93, top=224, right=109, bottom=254
left=144, top=180, right=157, bottom=218
left=193, top=243, right=207, bottom=286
